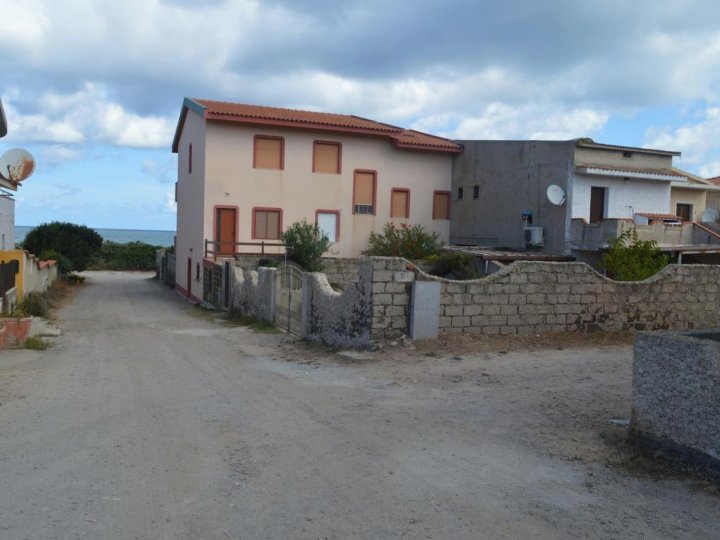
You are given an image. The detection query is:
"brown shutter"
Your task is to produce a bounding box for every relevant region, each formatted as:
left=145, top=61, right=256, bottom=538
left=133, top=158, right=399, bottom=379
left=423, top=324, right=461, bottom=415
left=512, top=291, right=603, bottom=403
left=255, top=137, right=283, bottom=169
left=391, top=190, right=409, bottom=218
left=255, top=210, right=267, bottom=238
left=267, top=211, right=280, bottom=239
left=354, top=172, right=375, bottom=205
left=314, top=142, right=340, bottom=173
left=433, top=192, right=450, bottom=219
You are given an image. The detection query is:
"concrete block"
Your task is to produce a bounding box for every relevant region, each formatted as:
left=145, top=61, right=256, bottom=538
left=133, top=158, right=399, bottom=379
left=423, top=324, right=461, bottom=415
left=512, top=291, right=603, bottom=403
left=394, top=271, right=415, bottom=283
left=409, top=280, right=441, bottom=340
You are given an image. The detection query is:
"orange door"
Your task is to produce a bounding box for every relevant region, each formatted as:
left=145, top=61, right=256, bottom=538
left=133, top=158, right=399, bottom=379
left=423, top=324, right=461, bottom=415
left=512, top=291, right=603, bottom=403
left=216, top=208, right=237, bottom=256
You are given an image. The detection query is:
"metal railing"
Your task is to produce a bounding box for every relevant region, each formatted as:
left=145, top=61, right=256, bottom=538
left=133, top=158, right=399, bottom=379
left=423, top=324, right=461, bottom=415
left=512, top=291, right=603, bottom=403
left=205, top=239, right=286, bottom=260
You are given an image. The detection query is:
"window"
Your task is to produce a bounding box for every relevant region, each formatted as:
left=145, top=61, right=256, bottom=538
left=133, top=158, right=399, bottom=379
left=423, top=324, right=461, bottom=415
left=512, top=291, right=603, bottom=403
left=590, top=187, right=606, bottom=223
left=353, top=170, right=376, bottom=214
left=253, top=136, right=284, bottom=170
left=458, top=187, right=463, bottom=200
left=313, top=141, right=341, bottom=174
left=188, top=143, right=192, bottom=174
left=473, top=185, right=479, bottom=199
left=433, top=191, right=450, bottom=220
left=623, top=151, right=633, bottom=158
left=316, top=210, right=340, bottom=242
left=253, top=208, right=282, bottom=239
left=390, top=188, right=410, bottom=218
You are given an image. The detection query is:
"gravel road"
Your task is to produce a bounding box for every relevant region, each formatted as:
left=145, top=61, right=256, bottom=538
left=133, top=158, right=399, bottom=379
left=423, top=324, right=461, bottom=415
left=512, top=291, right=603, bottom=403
left=0, top=271, right=717, bottom=539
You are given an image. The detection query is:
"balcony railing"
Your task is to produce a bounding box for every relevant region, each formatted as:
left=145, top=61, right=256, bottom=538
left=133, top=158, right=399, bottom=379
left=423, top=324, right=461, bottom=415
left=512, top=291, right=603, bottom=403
left=569, top=218, right=698, bottom=251
left=205, top=239, right=286, bottom=260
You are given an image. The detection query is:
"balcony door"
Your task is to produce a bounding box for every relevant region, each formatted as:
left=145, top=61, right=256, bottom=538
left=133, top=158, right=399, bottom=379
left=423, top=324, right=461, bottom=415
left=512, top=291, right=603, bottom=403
left=590, top=187, right=606, bottom=223
left=215, top=207, right=237, bottom=256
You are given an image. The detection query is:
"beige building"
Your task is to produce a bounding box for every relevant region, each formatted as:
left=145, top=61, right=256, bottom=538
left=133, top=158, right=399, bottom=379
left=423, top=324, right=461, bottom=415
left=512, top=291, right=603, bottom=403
left=172, top=98, right=461, bottom=301
left=670, top=168, right=720, bottom=222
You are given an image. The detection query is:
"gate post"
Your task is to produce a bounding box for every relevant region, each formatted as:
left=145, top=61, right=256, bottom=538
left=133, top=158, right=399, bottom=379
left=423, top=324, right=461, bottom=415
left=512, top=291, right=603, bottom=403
left=267, top=267, right=277, bottom=323
left=300, top=273, right=312, bottom=339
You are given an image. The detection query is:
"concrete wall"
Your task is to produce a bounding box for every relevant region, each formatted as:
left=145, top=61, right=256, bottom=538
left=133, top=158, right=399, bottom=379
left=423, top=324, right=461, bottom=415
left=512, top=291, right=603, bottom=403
left=0, top=250, right=58, bottom=298
left=632, top=331, right=720, bottom=473
left=230, top=265, right=276, bottom=323
left=175, top=108, right=207, bottom=302
left=302, top=260, right=373, bottom=347
left=569, top=219, right=695, bottom=250
left=0, top=195, right=14, bottom=249
left=450, top=140, right=574, bottom=252
left=574, top=146, right=674, bottom=170
left=370, top=257, right=720, bottom=340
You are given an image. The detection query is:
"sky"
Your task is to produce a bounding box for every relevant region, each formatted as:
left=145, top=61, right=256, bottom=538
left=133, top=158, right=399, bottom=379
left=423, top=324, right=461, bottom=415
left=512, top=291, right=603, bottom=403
left=1, top=0, right=719, bottom=231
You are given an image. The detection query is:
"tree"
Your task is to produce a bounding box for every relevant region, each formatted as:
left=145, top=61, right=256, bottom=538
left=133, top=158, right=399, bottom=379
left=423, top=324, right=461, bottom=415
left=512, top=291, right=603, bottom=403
left=603, top=227, right=670, bottom=281
left=23, top=222, right=103, bottom=272
left=281, top=219, right=331, bottom=272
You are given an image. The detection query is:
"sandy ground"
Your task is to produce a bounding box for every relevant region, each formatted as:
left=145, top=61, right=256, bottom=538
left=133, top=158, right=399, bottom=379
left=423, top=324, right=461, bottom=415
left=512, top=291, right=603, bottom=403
left=0, top=271, right=717, bottom=539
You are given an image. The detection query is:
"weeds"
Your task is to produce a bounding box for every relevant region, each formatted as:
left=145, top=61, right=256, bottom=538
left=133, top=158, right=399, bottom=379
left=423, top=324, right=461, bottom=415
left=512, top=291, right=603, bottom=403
left=226, top=309, right=278, bottom=332
left=24, top=336, right=50, bottom=350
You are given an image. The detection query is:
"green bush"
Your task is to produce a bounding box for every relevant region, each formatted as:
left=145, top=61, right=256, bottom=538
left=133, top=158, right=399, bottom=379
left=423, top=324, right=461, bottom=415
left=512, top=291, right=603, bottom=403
left=90, top=241, right=162, bottom=271
left=281, top=220, right=331, bottom=272
left=603, top=227, right=670, bottom=281
left=17, top=292, right=49, bottom=317
left=39, top=249, right=74, bottom=274
left=23, top=222, right=103, bottom=272
left=430, top=252, right=479, bottom=280
left=363, top=223, right=443, bottom=259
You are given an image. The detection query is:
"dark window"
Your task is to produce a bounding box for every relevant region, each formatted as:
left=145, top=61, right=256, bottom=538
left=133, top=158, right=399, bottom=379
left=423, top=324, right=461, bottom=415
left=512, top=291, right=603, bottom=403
left=590, top=187, right=606, bottom=223
left=458, top=187, right=463, bottom=199
left=623, top=151, right=632, bottom=158
left=473, top=185, right=479, bottom=199
left=676, top=203, right=693, bottom=222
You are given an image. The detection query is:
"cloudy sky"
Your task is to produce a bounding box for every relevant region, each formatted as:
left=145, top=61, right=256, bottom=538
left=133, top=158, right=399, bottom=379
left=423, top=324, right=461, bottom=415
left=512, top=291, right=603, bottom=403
left=1, top=0, right=719, bottom=230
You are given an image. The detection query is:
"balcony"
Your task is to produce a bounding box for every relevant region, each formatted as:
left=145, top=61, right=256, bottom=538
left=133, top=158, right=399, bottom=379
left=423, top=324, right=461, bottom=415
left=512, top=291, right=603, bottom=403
left=569, top=218, right=696, bottom=251
left=204, top=239, right=285, bottom=260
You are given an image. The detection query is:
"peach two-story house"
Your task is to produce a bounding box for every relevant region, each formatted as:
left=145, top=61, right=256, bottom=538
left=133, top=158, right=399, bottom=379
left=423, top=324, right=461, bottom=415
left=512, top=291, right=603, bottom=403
left=171, top=98, right=462, bottom=301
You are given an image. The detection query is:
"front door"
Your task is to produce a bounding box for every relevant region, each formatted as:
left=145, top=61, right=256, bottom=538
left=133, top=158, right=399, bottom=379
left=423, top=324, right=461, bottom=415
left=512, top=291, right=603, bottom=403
left=676, top=203, right=693, bottom=222
left=590, top=187, right=606, bottom=223
left=216, top=208, right=237, bottom=256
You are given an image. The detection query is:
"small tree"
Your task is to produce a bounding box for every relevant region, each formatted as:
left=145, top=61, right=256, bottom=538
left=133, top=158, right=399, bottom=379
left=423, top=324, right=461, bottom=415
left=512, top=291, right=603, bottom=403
left=281, top=219, right=331, bottom=272
left=23, top=222, right=103, bottom=273
left=363, top=223, right=443, bottom=259
left=603, top=227, right=669, bottom=281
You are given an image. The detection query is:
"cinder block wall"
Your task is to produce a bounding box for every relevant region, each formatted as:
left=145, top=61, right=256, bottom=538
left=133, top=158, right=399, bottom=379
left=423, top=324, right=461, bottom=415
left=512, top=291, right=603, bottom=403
left=632, top=331, right=720, bottom=472
left=230, top=266, right=276, bottom=322
left=371, top=258, right=720, bottom=340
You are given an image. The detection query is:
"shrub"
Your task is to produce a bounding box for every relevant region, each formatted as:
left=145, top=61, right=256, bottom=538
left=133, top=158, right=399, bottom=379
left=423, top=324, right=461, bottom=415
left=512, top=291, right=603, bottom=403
left=603, top=227, right=670, bottom=281
left=17, top=292, right=49, bottom=317
left=24, top=336, right=50, bottom=350
left=39, top=249, right=74, bottom=274
left=23, top=222, right=103, bottom=272
left=90, top=241, right=162, bottom=271
left=281, top=220, right=331, bottom=272
left=429, top=252, right=479, bottom=280
left=363, top=223, right=443, bottom=259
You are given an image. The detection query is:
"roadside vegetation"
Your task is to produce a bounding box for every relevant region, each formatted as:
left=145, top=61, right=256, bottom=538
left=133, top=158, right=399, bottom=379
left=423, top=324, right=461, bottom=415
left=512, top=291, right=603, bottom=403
left=363, top=222, right=443, bottom=259
left=89, top=241, right=163, bottom=271
left=603, top=228, right=670, bottom=281
left=225, top=309, right=278, bottom=332
left=23, top=222, right=103, bottom=273
left=281, top=219, right=331, bottom=272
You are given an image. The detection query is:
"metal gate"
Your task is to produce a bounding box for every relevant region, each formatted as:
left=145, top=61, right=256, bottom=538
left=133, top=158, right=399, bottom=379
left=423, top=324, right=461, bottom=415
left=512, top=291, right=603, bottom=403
left=274, top=263, right=304, bottom=336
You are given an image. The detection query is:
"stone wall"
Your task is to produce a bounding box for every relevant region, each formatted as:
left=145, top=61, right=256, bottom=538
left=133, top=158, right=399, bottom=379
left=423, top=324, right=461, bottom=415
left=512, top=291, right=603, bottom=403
left=155, top=250, right=176, bottom=288
left=371, top=257, right=720, bottom=340
left=302, top=260, right=372, bottom=347
left=319, top=258, right=361, bottom=287
left=230, top=266, right=276, bottom=322
left=632, top=331, right=720, bottom=474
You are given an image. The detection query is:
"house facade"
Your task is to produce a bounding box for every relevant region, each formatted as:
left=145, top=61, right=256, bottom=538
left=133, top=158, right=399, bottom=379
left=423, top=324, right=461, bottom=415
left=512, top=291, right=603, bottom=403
left=450, top=139, right=706, bottom=266
left=172, top=98, right=461, bottom=301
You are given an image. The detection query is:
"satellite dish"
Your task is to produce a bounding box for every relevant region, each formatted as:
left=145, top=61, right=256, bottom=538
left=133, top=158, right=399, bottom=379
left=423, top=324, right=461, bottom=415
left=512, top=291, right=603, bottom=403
left=0, top=148, right=35, bottom=183
left=546, top=184, right=565, bottom=206
left=701, top=208, right=719, bottom=223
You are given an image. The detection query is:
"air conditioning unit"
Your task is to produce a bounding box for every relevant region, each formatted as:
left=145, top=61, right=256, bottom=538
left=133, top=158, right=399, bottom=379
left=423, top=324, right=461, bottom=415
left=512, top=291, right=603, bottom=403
left=524, top=226, right=544, bottom=247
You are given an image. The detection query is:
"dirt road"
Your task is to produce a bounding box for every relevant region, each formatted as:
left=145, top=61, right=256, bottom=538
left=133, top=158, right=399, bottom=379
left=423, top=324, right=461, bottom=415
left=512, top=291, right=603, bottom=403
left=0, top=272, right=717, bottom=539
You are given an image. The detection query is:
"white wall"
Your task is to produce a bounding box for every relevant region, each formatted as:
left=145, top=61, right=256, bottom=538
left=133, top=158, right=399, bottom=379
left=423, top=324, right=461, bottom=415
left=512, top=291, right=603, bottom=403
left=0, top=195, right=14, bottom=249
left=571, top=173, right=671, bottom=221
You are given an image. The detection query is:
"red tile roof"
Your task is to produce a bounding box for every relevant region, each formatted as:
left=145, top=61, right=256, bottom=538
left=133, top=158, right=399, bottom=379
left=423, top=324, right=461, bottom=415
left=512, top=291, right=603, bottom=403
left=173, top=98, right=462, bottom=153
left=636, top=213, right=681, bottom=220
left=709, top=176, right=720, bottom=186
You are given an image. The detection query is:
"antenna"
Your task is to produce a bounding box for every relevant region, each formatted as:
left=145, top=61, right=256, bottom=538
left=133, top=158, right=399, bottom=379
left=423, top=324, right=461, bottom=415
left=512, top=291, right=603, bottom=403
left=546, top=184, right=565, bottom=206
left=0, top=148, right=35, bottom=185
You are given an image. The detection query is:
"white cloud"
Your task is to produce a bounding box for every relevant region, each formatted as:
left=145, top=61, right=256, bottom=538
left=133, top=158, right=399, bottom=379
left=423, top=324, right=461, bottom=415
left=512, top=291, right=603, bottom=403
left=41, top=145, right=82, bottom=164
left=644, top=106, right=720, bottom=175
left=165, top=190, right=177, bottom=212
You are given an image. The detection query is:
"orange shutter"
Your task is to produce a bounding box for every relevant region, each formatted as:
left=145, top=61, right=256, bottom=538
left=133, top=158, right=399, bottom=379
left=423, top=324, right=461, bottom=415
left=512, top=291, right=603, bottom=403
left=255, top=137, right=283, bottom=169
left=354, top=172, right=375, bottom=205
left=433, top=192, right=450, bottom=219
left=266, top=211, right=280, bottom=239
left=391, top=190, right=409, bottom=218
left=255, top=210, right=267, bottom=238
left=314, top=142, right=340, bottom=173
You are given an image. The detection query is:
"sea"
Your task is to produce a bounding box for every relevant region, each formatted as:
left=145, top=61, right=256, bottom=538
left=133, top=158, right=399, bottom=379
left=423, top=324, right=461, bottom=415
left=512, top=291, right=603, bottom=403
left=14, top=226, right=175, bottom=247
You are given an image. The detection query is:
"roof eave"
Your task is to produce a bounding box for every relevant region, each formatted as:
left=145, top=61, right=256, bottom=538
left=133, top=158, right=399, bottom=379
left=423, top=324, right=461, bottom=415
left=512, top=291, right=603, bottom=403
left=391, top=140, right=464, bottom=153
left=171, top=97, right=207, bottom=153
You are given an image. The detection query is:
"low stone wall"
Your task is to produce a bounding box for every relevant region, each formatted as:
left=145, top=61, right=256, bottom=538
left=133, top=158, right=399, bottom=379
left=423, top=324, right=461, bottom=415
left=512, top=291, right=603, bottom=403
left=230, top=266, right=276, bottom=323
left=302, top=260, right=372, bottom=347
left=371, top=257, right=720, bottom=340
left=155, top=250, right=176, bottom=288
left=632, top=331, right=720, bottom=474
left=319, top=258, right=361, bottom=287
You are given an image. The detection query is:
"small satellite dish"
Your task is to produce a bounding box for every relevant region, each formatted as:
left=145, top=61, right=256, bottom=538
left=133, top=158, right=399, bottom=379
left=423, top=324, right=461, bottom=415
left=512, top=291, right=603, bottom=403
left=0, top=148, right=35, bottom=183
left=546, top=184, right=565, bottom=206
left=701, top=208, right=719, bottom=223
